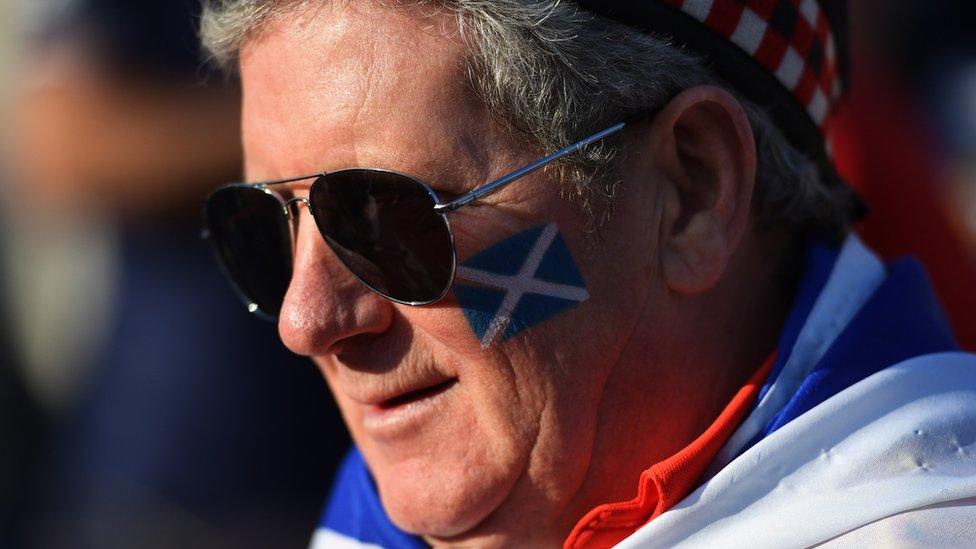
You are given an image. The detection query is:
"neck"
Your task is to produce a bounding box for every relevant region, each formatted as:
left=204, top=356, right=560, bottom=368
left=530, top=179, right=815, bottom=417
left=557, top=228, right=795, bottom=537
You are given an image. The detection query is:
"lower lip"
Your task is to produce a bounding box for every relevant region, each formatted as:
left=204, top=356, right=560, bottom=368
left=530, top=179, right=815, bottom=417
left=361, top=379, right=458, bottom=438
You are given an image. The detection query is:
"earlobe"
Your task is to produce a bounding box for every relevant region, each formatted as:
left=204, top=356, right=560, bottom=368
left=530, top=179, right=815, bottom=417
left=648, top=85, right=757, bottom=295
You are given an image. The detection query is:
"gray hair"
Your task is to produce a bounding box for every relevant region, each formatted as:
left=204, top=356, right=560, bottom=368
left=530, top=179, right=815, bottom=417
left=201, top=0, right=857, bottom=240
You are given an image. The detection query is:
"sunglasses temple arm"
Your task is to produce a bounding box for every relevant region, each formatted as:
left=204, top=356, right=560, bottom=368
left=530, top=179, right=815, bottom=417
left=433, top=121, right=628, bottom=213
left=241, top=172, right=324, bottom=187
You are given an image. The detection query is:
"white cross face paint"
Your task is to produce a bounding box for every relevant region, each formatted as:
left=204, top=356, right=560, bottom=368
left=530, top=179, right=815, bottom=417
left=453, top=223, right=590, bottom=348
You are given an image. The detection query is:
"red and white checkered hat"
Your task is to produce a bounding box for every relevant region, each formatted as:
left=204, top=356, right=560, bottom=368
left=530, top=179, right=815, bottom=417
left=577, top=0, right=848, bottom=164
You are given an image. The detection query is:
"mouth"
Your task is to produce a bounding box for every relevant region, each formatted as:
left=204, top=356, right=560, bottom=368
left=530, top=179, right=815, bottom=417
left=360, top=377, right=459, bottom=439
left=374, top=378, right=458, bottom=411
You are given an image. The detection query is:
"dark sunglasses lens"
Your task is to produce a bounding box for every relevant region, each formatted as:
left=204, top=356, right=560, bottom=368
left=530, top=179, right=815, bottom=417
left=310, top=170, right=454, bottom=304
left=204, top=186, right=292, bottom=317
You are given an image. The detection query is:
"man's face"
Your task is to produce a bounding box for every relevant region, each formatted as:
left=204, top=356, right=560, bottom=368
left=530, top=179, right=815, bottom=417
left=240, top=2, right=663, bottom=543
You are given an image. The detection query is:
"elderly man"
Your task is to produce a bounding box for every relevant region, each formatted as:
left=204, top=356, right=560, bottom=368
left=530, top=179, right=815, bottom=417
left=199, top=0, right=976, bottom=547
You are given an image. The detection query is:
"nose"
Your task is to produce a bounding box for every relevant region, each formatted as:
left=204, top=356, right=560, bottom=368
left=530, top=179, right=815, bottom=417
left=277, top=209, right=393, bottom=356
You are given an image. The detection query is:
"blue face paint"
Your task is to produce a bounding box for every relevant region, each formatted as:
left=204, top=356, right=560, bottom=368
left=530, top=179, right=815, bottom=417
left=454, top=223, right=589, bottom=347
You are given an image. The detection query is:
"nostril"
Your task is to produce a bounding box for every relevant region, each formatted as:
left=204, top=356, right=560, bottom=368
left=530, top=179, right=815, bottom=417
left=277, top=269, right=395, bottom=357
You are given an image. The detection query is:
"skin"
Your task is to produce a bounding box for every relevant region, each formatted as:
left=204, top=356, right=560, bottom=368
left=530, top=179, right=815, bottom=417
left=239, top=2, right=793, bottom=547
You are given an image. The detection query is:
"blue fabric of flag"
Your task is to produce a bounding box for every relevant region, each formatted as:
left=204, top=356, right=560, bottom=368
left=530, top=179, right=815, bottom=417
left=320, top=448, right=426, bottom=548
left=755, top=258, right=958, bottom=439
left=754, top=241, right=839, bottom=404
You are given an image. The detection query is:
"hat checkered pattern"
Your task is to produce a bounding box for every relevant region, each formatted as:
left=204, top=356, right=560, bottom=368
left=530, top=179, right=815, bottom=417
left=664, top=0, right=841, bottom=134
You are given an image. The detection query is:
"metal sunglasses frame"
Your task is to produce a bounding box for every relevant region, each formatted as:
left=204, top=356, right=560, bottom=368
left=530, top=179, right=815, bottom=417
left=207, top=120, right=629, bottom=314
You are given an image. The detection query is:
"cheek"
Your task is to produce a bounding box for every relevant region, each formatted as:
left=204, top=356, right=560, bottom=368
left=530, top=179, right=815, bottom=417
left=357, top=360, right=546, bottom=537
left=515, top=377, right=603, bottom=527
left=452, top=223, right=591, bottom=349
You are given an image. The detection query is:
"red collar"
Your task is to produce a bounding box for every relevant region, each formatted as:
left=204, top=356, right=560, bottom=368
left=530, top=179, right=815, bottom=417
left=564, top=353, right=776, bottom=549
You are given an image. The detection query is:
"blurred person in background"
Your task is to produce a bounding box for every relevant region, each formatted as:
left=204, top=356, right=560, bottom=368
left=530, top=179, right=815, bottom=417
left=833, top=0, right=976, bottom=349
left=3, top=0, right=348, bottom=547
left=0, top=248, right=44, bottom=549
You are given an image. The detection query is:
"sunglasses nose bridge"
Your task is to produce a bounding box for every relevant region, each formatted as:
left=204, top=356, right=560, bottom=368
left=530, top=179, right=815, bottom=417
left=284, top=196, right=312, bottom=219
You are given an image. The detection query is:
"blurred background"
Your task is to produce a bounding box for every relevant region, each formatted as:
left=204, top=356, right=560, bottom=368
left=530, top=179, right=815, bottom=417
left=0, top=1, right=349, bottom=548
left=0, top=1, right=972, bottom=548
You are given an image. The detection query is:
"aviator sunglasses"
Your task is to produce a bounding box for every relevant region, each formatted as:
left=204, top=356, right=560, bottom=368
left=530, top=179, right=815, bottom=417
left=203, top=120, right=632, bottom=319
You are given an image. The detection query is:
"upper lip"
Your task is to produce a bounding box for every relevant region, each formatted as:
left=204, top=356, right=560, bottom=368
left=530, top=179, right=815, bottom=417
left=343, top=374, right=457, bottom=407
left=331, top=337, right=457, bottom=408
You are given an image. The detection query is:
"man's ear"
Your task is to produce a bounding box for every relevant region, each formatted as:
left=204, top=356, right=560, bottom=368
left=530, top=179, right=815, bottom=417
left=646, top=85, right=757, bottom=295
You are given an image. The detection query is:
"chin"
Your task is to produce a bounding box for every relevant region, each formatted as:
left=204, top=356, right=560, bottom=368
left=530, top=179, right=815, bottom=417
left=356, top=399, right=530, bottom=542
left=376, top=459, right=508, bottom=539
left=328, top=355, right=549, bottom=544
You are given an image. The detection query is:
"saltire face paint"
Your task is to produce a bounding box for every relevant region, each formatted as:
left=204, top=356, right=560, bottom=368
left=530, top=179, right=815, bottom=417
left=454, top=223, right=589, bottom=348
